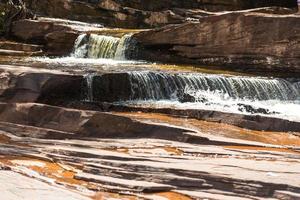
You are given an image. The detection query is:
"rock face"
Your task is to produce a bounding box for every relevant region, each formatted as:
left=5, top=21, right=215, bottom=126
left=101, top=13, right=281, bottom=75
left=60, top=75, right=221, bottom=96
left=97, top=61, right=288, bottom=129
left=10, top=17, right=105, bottom=56
left=0, top=65, right=84, bottom=103
left=133, top=12, right=300, bottom=74
left=94, top=0, right=299, bottom=12
left=22, top=0, right=298, bottom=28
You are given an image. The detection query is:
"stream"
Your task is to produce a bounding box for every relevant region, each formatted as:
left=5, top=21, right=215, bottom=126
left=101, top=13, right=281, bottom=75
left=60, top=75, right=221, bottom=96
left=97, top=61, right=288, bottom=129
left=26, top=32, right=300, bottom=122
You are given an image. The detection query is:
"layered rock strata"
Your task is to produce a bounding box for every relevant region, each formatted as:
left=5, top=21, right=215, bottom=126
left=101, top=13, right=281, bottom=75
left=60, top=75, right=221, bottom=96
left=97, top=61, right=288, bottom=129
left=22, top=0, right=298, bottom=28
left=133, top=12, right=300, bottom=73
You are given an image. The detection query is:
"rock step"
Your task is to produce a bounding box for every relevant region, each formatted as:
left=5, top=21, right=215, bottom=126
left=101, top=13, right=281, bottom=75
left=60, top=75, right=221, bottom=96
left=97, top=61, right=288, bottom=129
left=1, top=112, right=300, bottom=199
left=0, top=41, right=43, bottom=52
left=274, top=190, right=300, bottom=200
left=75, top=172, right=175, bottom=192
left=0, top=49, right=43, bottom=56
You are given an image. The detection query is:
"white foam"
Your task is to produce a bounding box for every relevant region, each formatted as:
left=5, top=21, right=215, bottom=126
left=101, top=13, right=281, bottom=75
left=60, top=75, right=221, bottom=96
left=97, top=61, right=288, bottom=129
left=121, top=99, right=300, bottom=122
left=29, top=56, right=145, bottom=66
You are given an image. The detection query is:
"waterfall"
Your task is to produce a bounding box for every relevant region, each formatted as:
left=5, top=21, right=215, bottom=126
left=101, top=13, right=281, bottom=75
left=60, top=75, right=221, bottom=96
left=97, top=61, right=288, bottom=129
left=72, top=34, right=89, bottom=58
left=84, top=73, right=95, bottom=102
left=72, top=34, right=134, bottom=59
left=127, top=72, right=300, bottom=101
left=115, top=34, right=133, bottom=60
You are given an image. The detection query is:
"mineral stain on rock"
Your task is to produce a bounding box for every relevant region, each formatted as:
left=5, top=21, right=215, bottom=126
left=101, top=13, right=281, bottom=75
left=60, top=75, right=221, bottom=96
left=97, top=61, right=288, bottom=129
left=0, top=0, right=300, bottom=199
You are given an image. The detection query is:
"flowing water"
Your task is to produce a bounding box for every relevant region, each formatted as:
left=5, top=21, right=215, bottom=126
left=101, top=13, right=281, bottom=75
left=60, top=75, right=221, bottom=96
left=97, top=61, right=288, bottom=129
left=119, top=71, right=300, bottom=121
left=28, top=32, right=300, bottom=121
left=127, top=72, right=299, bottom=101
left=84, top=73, right=95, bottom=102
left=72, top=33, right=135, bottom=59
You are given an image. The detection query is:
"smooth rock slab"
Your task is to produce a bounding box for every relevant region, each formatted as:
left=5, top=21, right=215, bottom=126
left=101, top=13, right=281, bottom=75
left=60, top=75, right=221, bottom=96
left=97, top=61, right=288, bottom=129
left=0, top=171, right=89, bottom=200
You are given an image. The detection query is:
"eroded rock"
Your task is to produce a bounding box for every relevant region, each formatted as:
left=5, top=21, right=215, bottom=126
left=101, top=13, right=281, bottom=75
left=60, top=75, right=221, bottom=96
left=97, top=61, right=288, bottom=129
left=22, top=0, right=298, bottom=28
left=133, top=12, right=300, bottom=74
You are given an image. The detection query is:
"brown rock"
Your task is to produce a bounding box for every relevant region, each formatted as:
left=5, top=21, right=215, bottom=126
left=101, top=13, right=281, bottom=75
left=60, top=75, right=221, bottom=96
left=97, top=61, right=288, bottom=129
left=0, top=66, right=84, bottom=103
left=10, top=18, right=103, bottom=55
left=11, top=19, right=73, bottom=43
left=45, top=31, right=79, bottom=56
left=0, top=41, right=42, bottom=52
left=133, top=12, right=300, bottom=74
left=22, top=0, right=298, bottom=28
left=83, top=103, right=300, bottom=132
left=80, top=112, right=203, bottom=143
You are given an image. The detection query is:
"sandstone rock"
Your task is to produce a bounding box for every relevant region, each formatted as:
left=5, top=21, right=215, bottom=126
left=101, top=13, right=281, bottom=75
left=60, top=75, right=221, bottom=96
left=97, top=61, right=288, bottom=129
left=0, top=104, right=300, bottom=199
left=45, top=31, right=79, bottom=56
left=90, top=103, right=300, bottom=132
left=0, top=41, right=42, bottom=52
left=0, top=65, right=84, bottom=103
left=22, top=0, right=298, bottom=28
left=101, top=0, right=298, bottom=12
left=11, top=19, right=73, bottom=43
left=0, top=49, right=42, bottom=56
left=80, top=111, right=202, bottom=143
left=133, top=12, right=300, bottom=74
left=92, top=73, right=132, bottom=102
left=10, top=18, right=102, bottom=55
left=0, top=171, right=89, bottom=200
left=0, top=103, right=93, bottom=133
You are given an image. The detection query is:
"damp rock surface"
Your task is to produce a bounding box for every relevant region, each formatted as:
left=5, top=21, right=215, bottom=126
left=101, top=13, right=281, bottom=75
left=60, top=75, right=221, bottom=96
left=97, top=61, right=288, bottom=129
left=0, top=103, right=299, bottom=200
left=0, top=1, right=300, bottom=199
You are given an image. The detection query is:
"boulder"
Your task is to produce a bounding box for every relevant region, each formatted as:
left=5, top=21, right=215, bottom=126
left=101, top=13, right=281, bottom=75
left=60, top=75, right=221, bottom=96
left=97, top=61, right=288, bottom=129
left=133, top=12, right=300, bottom=74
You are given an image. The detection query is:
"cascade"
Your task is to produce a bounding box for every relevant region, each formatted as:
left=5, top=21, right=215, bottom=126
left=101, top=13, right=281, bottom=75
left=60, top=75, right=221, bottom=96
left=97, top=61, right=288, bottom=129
left=127, top=72, right=300, bottom=102
left=84, top=73, right=95, bottom=102
left=72, top=34, right=134, bottom=59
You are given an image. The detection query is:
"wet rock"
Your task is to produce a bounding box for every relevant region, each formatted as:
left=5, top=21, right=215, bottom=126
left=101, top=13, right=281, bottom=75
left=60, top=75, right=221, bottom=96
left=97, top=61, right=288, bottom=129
left=0, top=65, right=84, bottom=103
left=80, top=111, right=209, bottom=143
left=178, top=92, right=197, bottom=103
left=10, top=18, right=103, bottom=55
left=92, top=73, right=132, bottom=102
left=0, top=102, right=209, bottom=144
left=1, top=112, right=300, bottom=199
left=133, top=12, right=300, bottom=74
left=237, top=103, right=277, bottom=115
left=0, top=103, right=93, bottom=133
left=90, top=103, right=300, bottom=132
left=177, top=90, right=208, bottom=103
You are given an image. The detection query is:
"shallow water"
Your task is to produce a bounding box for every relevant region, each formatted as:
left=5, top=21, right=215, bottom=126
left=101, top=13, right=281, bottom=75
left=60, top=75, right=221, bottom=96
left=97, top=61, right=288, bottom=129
left=5, top=32, right=300, bottom=122
left=118, top=99, right=300, bottom=122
